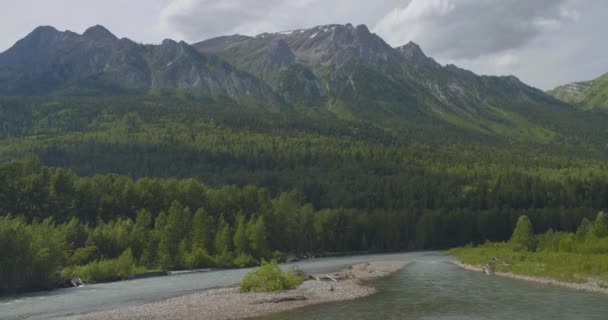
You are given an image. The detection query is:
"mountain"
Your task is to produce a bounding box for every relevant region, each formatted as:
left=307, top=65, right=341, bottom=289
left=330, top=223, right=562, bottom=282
left=547, top=73, right=608, bottom=109
left=0, top=23, right=577, bottom=140
left=195, top=24, right=570, bottom=139
left=0, top=25, right=279, bottom=105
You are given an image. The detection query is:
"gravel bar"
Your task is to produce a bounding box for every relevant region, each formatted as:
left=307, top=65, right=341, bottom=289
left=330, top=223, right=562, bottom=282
left=72, top=260, right=409, bottom=320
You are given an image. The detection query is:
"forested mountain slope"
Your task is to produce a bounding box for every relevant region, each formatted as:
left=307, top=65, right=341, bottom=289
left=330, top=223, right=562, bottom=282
left=195, top=24, right=570, bottom=139
left=548, top=73, right=608, bottom=110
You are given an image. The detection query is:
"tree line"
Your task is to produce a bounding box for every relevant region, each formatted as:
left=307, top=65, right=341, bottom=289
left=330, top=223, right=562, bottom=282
left=0, top=156, right=602, bottom=294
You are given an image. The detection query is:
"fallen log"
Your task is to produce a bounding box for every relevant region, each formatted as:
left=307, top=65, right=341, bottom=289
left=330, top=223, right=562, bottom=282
left=251, top=296, right=308, bottom=304
left=323, top=274, right=338, bottom=282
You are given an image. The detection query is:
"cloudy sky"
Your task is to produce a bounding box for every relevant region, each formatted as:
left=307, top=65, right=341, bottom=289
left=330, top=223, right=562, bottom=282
left=1, top=0, right=605, bottom=90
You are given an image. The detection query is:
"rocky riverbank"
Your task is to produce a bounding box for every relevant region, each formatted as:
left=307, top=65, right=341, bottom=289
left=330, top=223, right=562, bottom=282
left=73, top=260, right=409, bottom=320
left=451, top=260, right=608, bottom=295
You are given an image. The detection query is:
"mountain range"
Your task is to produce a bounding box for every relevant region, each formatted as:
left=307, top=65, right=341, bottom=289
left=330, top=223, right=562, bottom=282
left=0, top=24, right=604, bottom=141
left=0, top=25, right=279, bottom=105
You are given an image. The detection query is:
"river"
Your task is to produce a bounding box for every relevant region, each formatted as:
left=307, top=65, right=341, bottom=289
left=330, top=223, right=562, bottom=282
left=1, top=252, right=606, bottom=319
left=260, top=254, right=608, bottom=320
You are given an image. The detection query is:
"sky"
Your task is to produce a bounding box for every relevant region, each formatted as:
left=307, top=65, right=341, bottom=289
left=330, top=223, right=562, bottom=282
left=0, top=0, right=606, bottom=90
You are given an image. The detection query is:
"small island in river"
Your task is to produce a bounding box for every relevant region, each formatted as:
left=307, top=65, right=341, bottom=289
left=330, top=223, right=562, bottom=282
left=73, top=260, right=409, bottom=320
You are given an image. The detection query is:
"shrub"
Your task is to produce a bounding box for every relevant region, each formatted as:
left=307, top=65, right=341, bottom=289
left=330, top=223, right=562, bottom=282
left=511, top=215, right=536, bottom=251
left=239, top=259, right=304, bottom=293
left=183, top=247, right=214, bottom=269
left=0, top=217, right=67, bottom=294
left=69, top=246, right=98, bottom=265
left=214, top=251, right=235, bottom=268
left=233, top=254, right=258, bottom=268
left=63, top=248, right=146, bottom=283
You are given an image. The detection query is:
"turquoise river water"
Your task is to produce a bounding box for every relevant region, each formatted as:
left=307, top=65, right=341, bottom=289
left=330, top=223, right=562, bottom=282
left=1, top=252, right=607, bottom=319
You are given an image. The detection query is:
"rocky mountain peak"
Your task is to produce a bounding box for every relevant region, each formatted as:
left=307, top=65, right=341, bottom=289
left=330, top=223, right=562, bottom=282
left=0, top=26, right=77, bottom=68
left=82, top=25, right=117, bottom=41
left=279, top=24, right=401, bottom=68
left=29, top=25, right=60, bottom=37
left=17, top=25, right=75, bottom=48
left=355, top=24, right=370, bottom=34
left=398, top=42, right=425, bottom=58
left=397, top=42, right=440, bottom=69
left=160, top=38, right=180, bottom=47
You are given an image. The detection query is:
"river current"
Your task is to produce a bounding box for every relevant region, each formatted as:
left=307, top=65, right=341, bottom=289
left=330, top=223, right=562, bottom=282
left=1, top=252, right=606, bottom=319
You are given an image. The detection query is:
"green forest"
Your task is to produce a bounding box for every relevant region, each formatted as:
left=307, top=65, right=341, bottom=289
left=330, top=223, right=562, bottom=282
left=1, top=95, right=608, bottom=294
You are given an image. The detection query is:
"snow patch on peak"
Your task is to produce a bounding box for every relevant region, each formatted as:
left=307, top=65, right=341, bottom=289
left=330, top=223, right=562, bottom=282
left=310, top=32, right=318, bottom=39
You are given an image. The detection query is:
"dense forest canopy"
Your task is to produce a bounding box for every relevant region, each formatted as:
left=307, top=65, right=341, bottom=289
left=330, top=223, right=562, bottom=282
left=0, top=156, right=604, bottom=294
left=0, top=93, right=608, bottom=294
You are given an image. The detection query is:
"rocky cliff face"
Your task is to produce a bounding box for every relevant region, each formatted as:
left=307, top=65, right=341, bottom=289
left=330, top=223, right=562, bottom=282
left=0, top=25, right=277, bottom=100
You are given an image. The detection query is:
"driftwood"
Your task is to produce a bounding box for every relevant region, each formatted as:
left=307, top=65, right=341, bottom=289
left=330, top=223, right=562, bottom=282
left=482, top=257, right=498, bottom=275
left=303, top=272, right=339, bottom=282
left=251, top=296, right=308, bottom=304
left=69, top=277, right=85, bottom=287
left=322, top=274, right=339, bottom=282
left=294, top=268, right=349, bottom=282
left=346, top=270, right=356, bottom=280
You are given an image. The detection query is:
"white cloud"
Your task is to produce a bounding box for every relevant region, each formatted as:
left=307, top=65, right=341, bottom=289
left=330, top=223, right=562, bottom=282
left=0, top=0, right=606, bottom=90
left=374, top=0, right=580, bottom=60
left=158, top=0, right=405, bottom=42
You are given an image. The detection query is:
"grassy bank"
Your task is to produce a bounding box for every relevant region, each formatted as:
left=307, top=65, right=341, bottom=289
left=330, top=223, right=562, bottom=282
left=450, top=213, right=608, bottom=287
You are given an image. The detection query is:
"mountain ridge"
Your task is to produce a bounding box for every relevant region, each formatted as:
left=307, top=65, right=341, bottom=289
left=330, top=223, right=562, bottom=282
left=548, top=73, right=608, bottom=110
left=194, top=23, right=569, bottom=136
left=0, top=25, right=281, bottom=107
left=0, top=23, right=574, bottom=140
